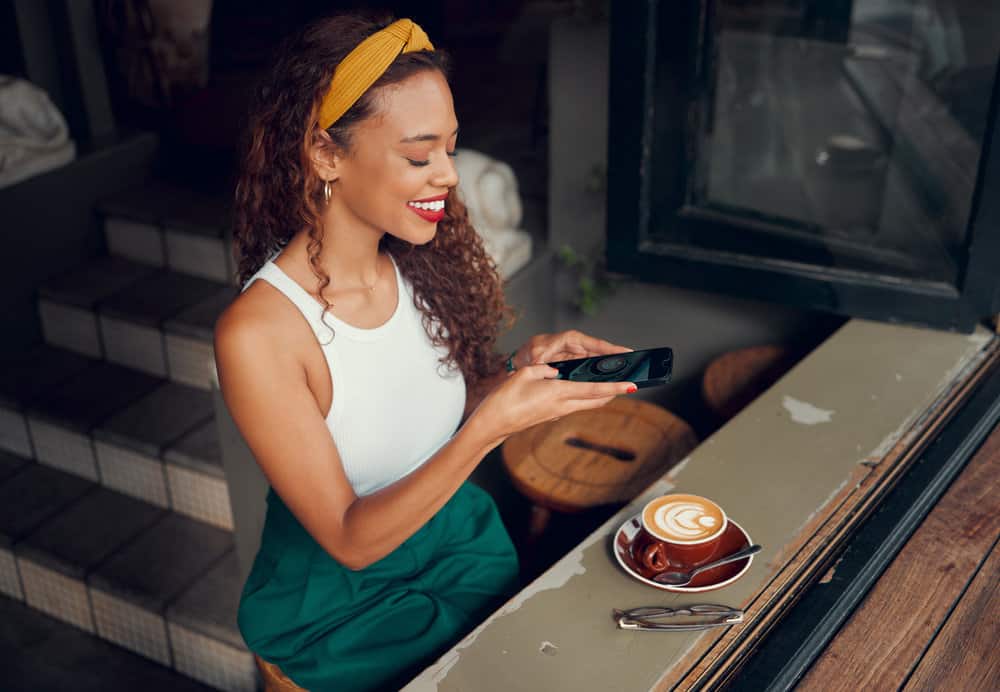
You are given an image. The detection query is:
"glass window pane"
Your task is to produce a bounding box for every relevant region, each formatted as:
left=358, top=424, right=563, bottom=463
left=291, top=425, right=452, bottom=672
left=654, top=0, right=1000, bottom=285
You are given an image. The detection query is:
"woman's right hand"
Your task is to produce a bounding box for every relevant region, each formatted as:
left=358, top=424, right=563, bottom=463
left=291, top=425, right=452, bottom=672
left=469, top=364, right=636, bottom=445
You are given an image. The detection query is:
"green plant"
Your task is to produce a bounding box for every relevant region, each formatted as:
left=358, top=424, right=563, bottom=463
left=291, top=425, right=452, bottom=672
left=556, top=243, right=623, bottom=316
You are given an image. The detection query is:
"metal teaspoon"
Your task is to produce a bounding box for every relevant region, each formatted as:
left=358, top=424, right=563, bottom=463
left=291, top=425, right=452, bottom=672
left=652, top=544, right=762, bottom=586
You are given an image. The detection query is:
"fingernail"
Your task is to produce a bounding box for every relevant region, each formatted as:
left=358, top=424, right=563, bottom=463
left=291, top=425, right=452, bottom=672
left=627, top=385, right=637, bottom=393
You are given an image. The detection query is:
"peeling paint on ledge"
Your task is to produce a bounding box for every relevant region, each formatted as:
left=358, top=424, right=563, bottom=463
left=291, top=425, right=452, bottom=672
left=664, top=455, right=691, bottom=484
left=792, top=477, right=850, bottom=543
left=404, top=479, right=675, bottom=691
left=647, top=636, right=712, bottom=691
left=968, top=330, right=992, bottom=347
left=865, top=335, right=994, bottom=465
left=782, top=396, right=835, bottom=425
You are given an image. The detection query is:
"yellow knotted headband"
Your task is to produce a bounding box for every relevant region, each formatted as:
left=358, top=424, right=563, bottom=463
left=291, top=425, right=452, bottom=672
left=317, top=18, right=434, bottom=130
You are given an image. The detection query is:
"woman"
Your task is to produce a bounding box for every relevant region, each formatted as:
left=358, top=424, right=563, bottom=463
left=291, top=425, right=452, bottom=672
left=214, top=13, right=637, bottom=691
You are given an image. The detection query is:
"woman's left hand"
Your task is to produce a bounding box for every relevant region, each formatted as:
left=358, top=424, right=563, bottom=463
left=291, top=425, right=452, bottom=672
left=510, top=330, right=634, bottom=370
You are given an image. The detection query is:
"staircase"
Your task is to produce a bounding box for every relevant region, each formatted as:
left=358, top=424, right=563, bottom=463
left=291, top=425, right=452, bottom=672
left=0, top=178, right=258, bottom=691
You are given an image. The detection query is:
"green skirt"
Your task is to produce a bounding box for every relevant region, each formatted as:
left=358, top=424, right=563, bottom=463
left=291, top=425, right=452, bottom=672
left=238, top=481, right=519, bottom=691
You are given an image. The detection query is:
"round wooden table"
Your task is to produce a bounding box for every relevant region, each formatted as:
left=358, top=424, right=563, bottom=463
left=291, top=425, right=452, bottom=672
left=501, top=398, right=698, bottom=539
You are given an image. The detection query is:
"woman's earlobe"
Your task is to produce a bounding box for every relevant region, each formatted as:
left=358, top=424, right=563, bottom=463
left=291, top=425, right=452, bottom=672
left=309, top=130, right=342, bottom=179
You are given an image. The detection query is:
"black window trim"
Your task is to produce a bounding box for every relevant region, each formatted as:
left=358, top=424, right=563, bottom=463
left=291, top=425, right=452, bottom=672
left=606, top=0, right=1000, bottom=332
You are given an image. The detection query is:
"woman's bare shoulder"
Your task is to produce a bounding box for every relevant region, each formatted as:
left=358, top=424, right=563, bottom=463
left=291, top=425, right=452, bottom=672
left=215, top=281, right=302, bottom=360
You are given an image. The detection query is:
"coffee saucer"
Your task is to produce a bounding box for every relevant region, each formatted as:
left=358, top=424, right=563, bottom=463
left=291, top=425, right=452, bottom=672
left=613, top=514, right=755, bottom=592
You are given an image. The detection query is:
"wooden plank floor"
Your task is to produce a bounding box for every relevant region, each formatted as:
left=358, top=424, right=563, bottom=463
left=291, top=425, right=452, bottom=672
left=800, top=422, right=1000, bottom=691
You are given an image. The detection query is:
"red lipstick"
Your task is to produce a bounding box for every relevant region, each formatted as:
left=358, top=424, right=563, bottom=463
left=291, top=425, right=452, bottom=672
left=407, top=193, right=447, bottom=223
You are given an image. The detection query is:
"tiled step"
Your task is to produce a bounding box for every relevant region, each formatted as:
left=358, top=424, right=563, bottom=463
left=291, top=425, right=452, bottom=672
left=0, top=346, right=235, bottom=530
left=163, top=285, right=238, bottom=390
left=87, top=514, right=236, bottom=670
left=0, top=449, right=30, bottom=483
left=97, top=269, right=226, bottom=378
left=26, top=360, right=162, bottom=482
left=164, top=420, right=233, bottom=529
left=38, top=258, right=233, bottom=387
left=38, top=257, right=157, bottom=359
left=94, top=382, right=233, bottom=529
left=0, top=458, right=94, bottom=601
left=0, top=459, right=256, bottom=691
left=167, top=552, right=257, bottom=692
left=98, top=181, right=234, bottom=283
left=1, top=594, right=216, bottom=692
left=16, top=485, right=166, bottom=632
left=0, top=344, right=95, bottom=458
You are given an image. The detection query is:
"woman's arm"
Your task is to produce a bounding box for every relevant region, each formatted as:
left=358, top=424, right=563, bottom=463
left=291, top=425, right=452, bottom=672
left=460, top=367, right=509, bottom=425
left=215, top=305, right=502, bottom=571
left=216, top=301, right=633, bottom=571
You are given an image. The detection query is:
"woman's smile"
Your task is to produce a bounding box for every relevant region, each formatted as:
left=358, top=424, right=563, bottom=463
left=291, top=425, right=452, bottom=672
left=407, top=193, right=447, bottom=222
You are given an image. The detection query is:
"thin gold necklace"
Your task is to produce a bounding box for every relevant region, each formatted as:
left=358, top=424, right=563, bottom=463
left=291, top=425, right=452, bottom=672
left=337, top=260, right=379, bottom=293
left=361, top=259, right=379, bottom=292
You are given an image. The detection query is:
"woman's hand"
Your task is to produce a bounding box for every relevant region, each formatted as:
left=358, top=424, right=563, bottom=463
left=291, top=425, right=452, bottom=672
left=469, top=362, right=636, bottom=446
left=509, top=330, right=634, bottom=370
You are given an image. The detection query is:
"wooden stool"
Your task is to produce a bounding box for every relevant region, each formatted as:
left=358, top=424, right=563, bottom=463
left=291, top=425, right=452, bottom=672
left=501, top=398, right=698, bottom=538
left=255, top=654, right=307, bottom=692
left=702, top=345, right=795, bottom=422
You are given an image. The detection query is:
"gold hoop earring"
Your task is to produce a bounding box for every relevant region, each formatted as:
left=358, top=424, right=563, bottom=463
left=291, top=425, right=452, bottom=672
left=323, top=180, right=331, bottom=203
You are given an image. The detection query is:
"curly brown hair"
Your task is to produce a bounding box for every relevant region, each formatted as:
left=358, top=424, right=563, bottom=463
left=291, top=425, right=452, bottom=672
left=232, top=12, right=516, bottom=391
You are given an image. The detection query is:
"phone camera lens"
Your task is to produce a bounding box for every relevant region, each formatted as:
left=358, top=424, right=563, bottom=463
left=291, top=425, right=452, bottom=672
left=593, top=356, right=628, bottom=374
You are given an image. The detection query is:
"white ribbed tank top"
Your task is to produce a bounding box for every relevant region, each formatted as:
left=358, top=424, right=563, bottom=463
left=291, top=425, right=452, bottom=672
left=242, top=251, right=466, bottom=496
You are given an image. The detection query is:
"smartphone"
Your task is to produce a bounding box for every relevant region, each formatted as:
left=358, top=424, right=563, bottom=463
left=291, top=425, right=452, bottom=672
left=546, top=347, right=673, bottom=389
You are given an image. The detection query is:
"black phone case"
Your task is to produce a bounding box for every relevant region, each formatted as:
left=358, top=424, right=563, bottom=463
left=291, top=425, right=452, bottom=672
left=548, top=348, right=673, bottom=388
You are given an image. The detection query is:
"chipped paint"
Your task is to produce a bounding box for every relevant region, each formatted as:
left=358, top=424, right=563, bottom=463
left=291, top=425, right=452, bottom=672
left=895, top=373, right=903, bottom=382
left=967, top=328, right=992, bottom=347
left=818, top=556, right=843, bottom=584
left=862, top=336, right=993, bottom=465
left=647, top=636, right=713, bottom=691
left=863, top=409, right=922, bottom=462
left=665, top=455, right=691, bottom=483
left=539, top=641, right=559, bottom=656
left=406, top=479, right=675, bottom=690
left=793, top=477, right=851, bottom=541
left=782, top=396, right=834, bottom=425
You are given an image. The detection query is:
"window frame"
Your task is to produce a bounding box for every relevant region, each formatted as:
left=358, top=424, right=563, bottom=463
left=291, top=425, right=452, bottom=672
left=606, top=0, right=1000, bottom=332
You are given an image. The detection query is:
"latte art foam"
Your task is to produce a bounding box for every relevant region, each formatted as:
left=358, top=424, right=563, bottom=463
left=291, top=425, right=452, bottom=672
left=642, top=494, right=726, bottom=544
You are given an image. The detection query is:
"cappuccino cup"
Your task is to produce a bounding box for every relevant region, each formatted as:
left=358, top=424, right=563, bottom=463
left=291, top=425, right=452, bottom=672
left=632, top=493, right=728, bottom=578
